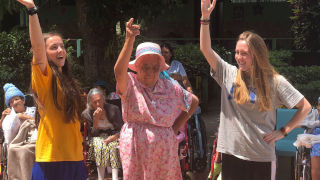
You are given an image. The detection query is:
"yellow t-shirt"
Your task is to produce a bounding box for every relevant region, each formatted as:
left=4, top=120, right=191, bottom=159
left=32, top=60, right=83, bottom=162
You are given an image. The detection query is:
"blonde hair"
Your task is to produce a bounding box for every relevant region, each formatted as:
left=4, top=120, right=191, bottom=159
left=233, top=31, right=278, bottom=111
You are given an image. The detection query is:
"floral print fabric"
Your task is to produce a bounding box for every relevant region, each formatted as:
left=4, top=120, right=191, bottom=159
left=88, top=133, right=121, bottom=168
left=119, top=72, right=192, bottom=180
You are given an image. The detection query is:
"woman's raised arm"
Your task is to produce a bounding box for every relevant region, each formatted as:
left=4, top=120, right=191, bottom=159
left=17, top=0, right=47, bottom=74
left=114, top=18, right=140, bottom=95
left=199, top=0, right=220, bottom=72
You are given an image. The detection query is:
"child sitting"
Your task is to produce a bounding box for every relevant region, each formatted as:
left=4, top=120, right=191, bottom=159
left=0, top=83, right=36, bottom=144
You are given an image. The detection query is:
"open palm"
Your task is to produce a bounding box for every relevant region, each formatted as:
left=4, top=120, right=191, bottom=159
left=201, top=0, right=216, bottom=19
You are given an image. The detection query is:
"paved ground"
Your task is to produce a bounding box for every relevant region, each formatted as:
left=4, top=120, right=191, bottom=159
left=88, top=101, right=221, bottom=180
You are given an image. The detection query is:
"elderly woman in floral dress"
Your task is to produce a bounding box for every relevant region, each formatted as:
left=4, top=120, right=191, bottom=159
left=114, top=18, right=199, bottom=180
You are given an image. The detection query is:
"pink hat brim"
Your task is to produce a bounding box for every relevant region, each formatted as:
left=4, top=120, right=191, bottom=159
left=128, top=53, right=169, bottom=72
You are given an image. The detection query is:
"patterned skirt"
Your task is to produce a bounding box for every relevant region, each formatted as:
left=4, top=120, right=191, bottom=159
left=88, top=133, right=121, bottom=168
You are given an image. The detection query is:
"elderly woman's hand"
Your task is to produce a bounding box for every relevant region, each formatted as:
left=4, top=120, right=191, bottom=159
left=16, top=0, right=36, bottom=9
left=104, top=133, right=119, bottom=145
left=93, top=107, right=103, bottom=128
left=126, top=18, right=140, bottom=39
left=201, top=0, right=216, bottom=20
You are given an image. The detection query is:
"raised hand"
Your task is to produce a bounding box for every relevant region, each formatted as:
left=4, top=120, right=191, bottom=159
left=126, top=18, right=140, bottom=39
left=16, top=0, right=35, bottom=9
left=201, top=0, right=216, bottom=19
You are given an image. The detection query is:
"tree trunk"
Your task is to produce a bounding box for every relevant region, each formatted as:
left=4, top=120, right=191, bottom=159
left=75, top=0, right=116, bottom=84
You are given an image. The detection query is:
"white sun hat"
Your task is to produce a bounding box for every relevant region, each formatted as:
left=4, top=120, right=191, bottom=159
left=128, top=42, right=169, bottom=72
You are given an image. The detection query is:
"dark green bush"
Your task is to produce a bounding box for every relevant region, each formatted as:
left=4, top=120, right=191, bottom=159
left=269, top=50, right=292, bottom=67
left=173, top=43, right=231, bottom=106
left=0, top=29, right=32, bottom=110
left=288, top=0, right=320, bottom=51
left=295, top=80, right=320, bottom=106
left=277, top=65, right=320, bottom=85
left=270, top=50, right=320, bottom=105
left=174, top=43, right=231, bottom=76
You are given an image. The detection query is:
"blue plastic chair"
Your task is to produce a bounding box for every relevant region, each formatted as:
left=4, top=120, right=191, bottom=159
left=275, top=108, right=304, bottom=156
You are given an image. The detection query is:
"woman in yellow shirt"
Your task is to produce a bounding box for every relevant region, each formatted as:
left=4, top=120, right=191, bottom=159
left=16, top=0, right=87, bottom=179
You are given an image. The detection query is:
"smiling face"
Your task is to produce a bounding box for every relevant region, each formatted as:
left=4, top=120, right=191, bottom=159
left=136, top=54, right=161, bottom=88
left=9, top=96, right=25, bottom=113
left=235, top=40, right=253, bottom=73
left=45, top=35, right=66, bottom=71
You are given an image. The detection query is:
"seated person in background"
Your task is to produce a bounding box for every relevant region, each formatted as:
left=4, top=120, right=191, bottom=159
left=161, top=43, right=194, bottom=148
left=311, top=97, right=320, bottom=180
left=93, top=80, right=121, bottom=112
left=81, top=88, right=123, bottom=180
left=0, top=83, right=37, bottom=180
left=0, top=83, right=36, bottom=144
left=161, top=43, right=193, bottom=93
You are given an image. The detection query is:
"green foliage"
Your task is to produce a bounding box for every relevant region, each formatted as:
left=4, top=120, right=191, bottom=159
left=101, top=34, right=148, bottom=92
left=174, top=43, right=231, bottom=76
left=0, top=29, right=32, bottom=110
left=288, top=0, right=320, bottom=51
left=0, top=28, right=78, bottom=111
left=269, top=50, right=292, bottom=68
left=63, top=39, right=86, bottom=86
left=85, top=0, right=184, bottom=31
left=295, top=81, right=320, bottom=106
left=270, top=50, right=320, bottom=105
left=277, top=65, right=320, bottom=85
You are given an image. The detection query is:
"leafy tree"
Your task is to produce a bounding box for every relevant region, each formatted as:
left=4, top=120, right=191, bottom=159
left=270, top=50, right=320, bottom=106
left=2, top=0, right=184, bottom=85
left=288, top=0, right=320, bottom=51
left=75, top=0, right=183, bottom=84
left=0, top=29, right=32, bottom=110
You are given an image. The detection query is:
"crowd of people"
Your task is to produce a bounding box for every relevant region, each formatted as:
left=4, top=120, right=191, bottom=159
left=0, top=0, right=318, bottom=180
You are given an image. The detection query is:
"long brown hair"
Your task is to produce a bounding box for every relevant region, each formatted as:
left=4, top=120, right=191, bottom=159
left=37, top=32, right=84, bottom=123
left=233, top=31, right=278, bottom=111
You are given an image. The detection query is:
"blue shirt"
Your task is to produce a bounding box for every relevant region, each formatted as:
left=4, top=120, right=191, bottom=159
left=165, top=60, right=187, bottom=77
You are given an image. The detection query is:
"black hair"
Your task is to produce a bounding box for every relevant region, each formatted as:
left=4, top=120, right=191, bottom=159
left=160, top=43, right=174, bottom=63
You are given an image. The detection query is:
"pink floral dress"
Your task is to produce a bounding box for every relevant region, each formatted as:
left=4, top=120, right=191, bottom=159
left=119, top=72, right=192, bottom=180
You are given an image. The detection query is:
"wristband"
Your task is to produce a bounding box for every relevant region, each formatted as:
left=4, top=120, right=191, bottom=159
left=27, top=6, right=38, bottom=16
left=280, top=127, right=288, bottom=137
left=200, top=18, right=210, bottom=25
